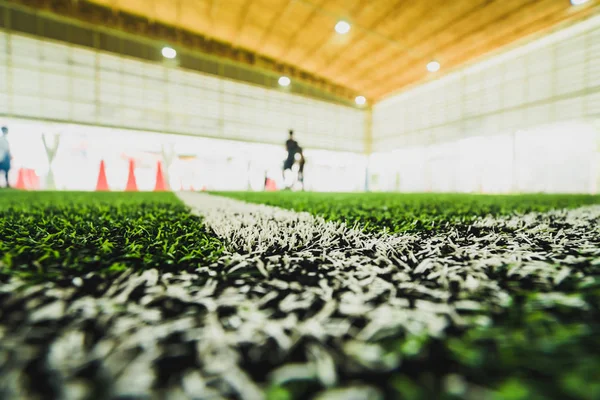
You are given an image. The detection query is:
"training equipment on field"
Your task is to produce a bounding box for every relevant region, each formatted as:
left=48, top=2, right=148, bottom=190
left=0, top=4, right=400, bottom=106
left=125, top=159, right=138, bottom=192
left=154, top=161, right=168, bottom=192
left=96, top=160, right=110, bottom=191
left=265, top=177, right=277, bottom=191
left=14, top=168, right=27, bottom=190
left=1, top=191, right=599, bottom=399
left=26, top=169, right=39, bottom=190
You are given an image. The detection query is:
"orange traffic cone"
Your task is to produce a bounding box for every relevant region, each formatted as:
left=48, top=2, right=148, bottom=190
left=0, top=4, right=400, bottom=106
left=24, top=169, right=32, bottom=189
left=32, top=171, right=40, bottom=190
left=96, top=160, right=110, bottom=191
left=125, top=159, right=138, bottom=192
left=15, top=169, right=27, bottom=190
left=154, top=161, right=168, bottom=192
left=24, top=169, right=39, bottom=190
left=265, top=178, right=277, bottom=191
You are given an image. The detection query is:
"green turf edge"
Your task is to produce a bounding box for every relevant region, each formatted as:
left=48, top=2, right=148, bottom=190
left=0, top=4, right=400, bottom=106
left=214, top=192, right=600, bottom=234
left=0, top=191, right=226, bottom=283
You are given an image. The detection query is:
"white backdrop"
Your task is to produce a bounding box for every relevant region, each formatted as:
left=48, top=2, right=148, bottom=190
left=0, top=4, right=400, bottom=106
left=0, top=118, right=367, bottom=192
left=0, top=30, right=365, bottom=153
left=369, top=120, right=599, bottom=193
left=371, top=14, right=600, bottom=194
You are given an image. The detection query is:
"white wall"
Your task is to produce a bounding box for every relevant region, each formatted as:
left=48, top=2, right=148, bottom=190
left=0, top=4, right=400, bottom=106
left=0, top=30, right=365, bottom=153
left=372, top=15, right=600, bottom=193
left=0, top=117, right=367, bottom=192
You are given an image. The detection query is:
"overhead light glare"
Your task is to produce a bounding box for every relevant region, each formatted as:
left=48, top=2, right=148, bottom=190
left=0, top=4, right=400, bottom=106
left=162, top=46, right=177, bottom=59
left=278, top=76, right=291, bottom=87
left=427, top=60, right=440, bottom=72
left=355, top=96, right=366, bottom=106
left=570, top=0, right=590, bottom=5
left=335, top=20, right=351, bottom=34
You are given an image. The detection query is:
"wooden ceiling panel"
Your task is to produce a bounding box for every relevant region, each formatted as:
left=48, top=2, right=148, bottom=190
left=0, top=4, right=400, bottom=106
left=68, top=0, right=600, bottom=100
left=154, top=0, right=179, bottom=25
left=237, top=22, right=265, bottom=49
left=314, top=0, right=407, bottom=77
left=269, top=0, right=314, bottom=39
left=318, top=0, right=361, bottom=17
left=310, top=28, right=356, bottom=64
left=178, top=1, right=210, bottom=33
left=304, top=54, right=329, bottom=72
left=367, top=0, right=599, bottom=99
left=390, top=0, right=488, bottom=48
left=345, top=0, right=573, bottom=89
left=245, top=1, right=275, bottom=27
left=277, top=0, right=330, bottom=60
left=373, top=2, right=429, bottom=38
left=349, top=2, right=387, bottom=28
left=342, top=0, right=505, bottom=84
left=362, top=0, right=573, bottom=90
left=288, top=12, right=338, bottom=63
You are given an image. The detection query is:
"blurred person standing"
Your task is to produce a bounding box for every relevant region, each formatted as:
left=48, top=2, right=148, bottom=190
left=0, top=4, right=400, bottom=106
left=297, top=147, right=306, bottom=190
left=283, top=129, right=300, bottom=189
left=0, top=126, right=11, bottom=188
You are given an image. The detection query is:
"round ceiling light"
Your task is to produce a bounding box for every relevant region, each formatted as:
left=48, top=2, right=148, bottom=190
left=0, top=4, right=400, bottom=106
left=355, top=96, right=366, bottom=106
left=427, top=60, right=440, bottom=72
left=335, top=20, right=351, bottom=35
left=162, top=47, right=177, bottom=59
left=278, top=76, right=291, bottom=87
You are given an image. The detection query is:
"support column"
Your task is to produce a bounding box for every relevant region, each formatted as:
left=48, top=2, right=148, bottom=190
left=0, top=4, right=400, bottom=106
left=5, top=11, right=14, bottom=117
left=364, top=106, right=373, bottom=192
left=161, top=142, right=176, bottom=190
left=42, top=133, right=61, bottom=190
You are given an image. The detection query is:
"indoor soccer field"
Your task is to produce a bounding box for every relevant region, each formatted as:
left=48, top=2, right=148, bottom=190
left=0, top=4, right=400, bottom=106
left=1, top=1, right=600, bottom=399
left=1, top=191, right=599, bottom=400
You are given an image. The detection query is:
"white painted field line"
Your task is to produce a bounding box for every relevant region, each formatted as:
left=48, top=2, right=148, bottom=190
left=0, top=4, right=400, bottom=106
left=177, top=192, right=600, bottom=333
left=1, top=193, right=598, bottom=399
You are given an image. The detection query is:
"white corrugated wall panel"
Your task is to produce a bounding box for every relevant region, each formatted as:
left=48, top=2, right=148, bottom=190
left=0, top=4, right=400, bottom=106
left=371, top=14, right=600, bottom=193
left=0, top=31, right=365, bottom=153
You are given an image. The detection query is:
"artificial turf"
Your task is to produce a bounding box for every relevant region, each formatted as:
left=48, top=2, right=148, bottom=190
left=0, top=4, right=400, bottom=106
left=215, top=191, right=600, bottom=399
left=0, top=191, right=225, bottom=283
left=217, top=192, right=600, bottom=233
left=1, top=191, right=599, bottom=399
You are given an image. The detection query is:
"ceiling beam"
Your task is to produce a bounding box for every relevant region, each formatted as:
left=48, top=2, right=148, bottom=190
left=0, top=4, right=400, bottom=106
left=209, top=0, right=219, bottom=28
left=2, top=0, right=359, bottom=103
left=257, top=0, right=293, bottom=53
left=338, top=0, right=494, bottom=84
left=361, top=0, right=542, bottom=88
left=277, top=0, right=327, bottom=60
left=175, top=0, right=182, bottom=26
left=367, top=0, right=575, bottom=98
left=297, top=0, right=415, bottom=69
left=232, top=0, right=253, bottom=47
left=284, top=0, right=373, bottom=64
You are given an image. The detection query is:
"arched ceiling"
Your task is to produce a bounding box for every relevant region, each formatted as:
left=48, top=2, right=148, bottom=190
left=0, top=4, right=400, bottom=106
left=22, top=0, right=600, bottom=101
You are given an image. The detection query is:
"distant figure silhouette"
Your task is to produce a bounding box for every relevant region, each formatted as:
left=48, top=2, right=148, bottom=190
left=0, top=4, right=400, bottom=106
left=0, top=126, right=11, bottom=188
left=283, top=130, right=300, bottom=189
left=284, top=130, right=299, bottom=169
left=297, top=146, right=305, bottom=190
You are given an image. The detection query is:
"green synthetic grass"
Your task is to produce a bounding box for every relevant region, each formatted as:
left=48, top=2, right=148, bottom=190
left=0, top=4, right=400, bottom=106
left=1, top=191, right=599, bottom=399
left=218, top=191, right=600, bottom=400
left=0, top=191, right=225, bottom=283
left=217, top=192, right=600, bottom=233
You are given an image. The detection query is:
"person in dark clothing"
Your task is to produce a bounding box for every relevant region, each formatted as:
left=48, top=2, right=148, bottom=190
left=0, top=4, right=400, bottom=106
left=284, top=130, right=299, bottom=172
left=0, top=126, right=11, bottom=188
left=297, top=147, right=305, bottom=189
left=283, top=130, right=300, bottom=189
